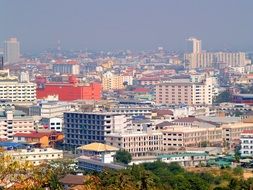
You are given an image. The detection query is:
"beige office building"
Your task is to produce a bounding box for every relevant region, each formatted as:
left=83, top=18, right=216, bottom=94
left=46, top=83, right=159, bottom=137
left=155, top=77, right=215, bottom=105
left=105, top=131, right=163, bottom=158
left=162, top=126, right=223, bottom=151
left=221, top=123, right=253, bottom=148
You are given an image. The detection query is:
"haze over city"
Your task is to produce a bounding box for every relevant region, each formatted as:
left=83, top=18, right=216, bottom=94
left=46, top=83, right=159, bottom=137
left=2, top=1, right=253, bottom=189
left=1, top=0, right=253, bottom=52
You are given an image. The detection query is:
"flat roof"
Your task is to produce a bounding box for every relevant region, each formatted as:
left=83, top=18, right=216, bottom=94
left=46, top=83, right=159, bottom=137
left=162, top=126, right=207, bottom=132
left=158, top=152, right=208, bottom=159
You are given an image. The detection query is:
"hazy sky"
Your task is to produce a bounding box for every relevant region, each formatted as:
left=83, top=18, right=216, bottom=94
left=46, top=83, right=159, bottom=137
left=1, top=0, right=253, bottom=53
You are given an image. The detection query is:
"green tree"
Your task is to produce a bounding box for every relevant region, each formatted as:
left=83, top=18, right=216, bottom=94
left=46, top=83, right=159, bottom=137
left=215, top=91, right=232, bottom=103
left=115, top=150, right=132, bottom=165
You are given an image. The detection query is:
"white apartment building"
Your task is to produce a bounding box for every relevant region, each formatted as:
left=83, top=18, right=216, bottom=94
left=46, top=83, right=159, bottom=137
left=4, top=148, right=63, bottom=165
left=240, top=130, right=253, bottom=157
left=0, top=69, right=36, bottom=103
left=105, top=130, right=163, bottom=158
left=0, top=110, right=35, bottom=140
left=39, top=100, right=71, bottom=118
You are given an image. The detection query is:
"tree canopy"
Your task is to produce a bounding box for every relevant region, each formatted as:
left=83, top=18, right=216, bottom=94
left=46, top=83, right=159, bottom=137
left=214, top=91, right=233, bottom=103
left=115, top=149, right=132, bottom=165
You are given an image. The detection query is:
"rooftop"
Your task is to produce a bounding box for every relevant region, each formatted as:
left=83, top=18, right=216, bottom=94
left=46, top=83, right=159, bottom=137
left=77, top=143, right=118, bottom=152
left=59, top=174, right=84, bottom=185
left=158, top=152, right=208, bottom=159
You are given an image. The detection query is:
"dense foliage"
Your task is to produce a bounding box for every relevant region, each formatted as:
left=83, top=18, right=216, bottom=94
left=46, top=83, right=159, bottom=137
left=115, top=149, right=132, bottom=164
left=214, top=91, right=232, bottom=103
left=1, top=156, right=253, bottom=190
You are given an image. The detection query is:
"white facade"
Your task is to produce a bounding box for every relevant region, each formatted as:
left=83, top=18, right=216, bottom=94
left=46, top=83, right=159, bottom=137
left=49, top=117, right=63, bottom=132
left=53, top=63, right=80, bottom=75
left=158, top=152, right=208, bottom=167
left=5, top=148, right=63, bottom=165
left=240, top=131, right=253, bottom=157
left=40, top=101, right=71, bottom=118
left=0, top=70, right=35, bottom=103
left=19, top=71, right=30, bottom=83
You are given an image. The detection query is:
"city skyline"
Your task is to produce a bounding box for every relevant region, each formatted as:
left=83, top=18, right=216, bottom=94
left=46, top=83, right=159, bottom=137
left=1, top=0, right=253, bottom=53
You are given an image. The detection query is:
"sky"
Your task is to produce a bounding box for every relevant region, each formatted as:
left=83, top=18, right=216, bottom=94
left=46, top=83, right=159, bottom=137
left=1, top=0, right=253, bottom=53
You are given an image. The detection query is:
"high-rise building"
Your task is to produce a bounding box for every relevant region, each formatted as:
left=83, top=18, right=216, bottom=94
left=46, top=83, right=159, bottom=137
left=4, top=37, right=20, bottom=64
left=187, top=37, right=202, bottom=54
left=184, top=38, right=247, bottom=69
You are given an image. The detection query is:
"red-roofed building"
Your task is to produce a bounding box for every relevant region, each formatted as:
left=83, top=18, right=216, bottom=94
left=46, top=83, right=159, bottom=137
left=13, top=131, right=64, bottom=148
left=133, top=87, right=150, bottom=94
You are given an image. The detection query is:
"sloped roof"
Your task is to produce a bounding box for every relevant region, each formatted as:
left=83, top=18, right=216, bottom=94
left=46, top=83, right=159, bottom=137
left=13, top=131, right=50, bottom=138
left=77, top=143, right=118, bottom=152
left=59, top=174, right=84, bottom=185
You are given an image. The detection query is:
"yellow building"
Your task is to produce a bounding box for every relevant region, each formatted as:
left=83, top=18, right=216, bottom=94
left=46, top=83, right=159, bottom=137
left=102, top=71, right=133, bottom=91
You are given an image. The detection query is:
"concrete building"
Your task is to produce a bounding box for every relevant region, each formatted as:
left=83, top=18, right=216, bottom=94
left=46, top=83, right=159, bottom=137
left=49, top=117, right=63, bottom=132
left=102, top=71, right=133, bottom=90
left=162, top=126, right=223, bottom=151
left=64, top=112, right=128, bottom=148
left=4, top=148, right=63, bottom=165
left=4, top=37, right=20, bottom=64
left=240, top=130, right=253, bottom=157
left=77, top=142, right=124, bottom=172
left=187, top=37, right=202, bottom=54
left=19, top=71, right=30, bottom=83
left=39, top=100, right=71, bottom=118
left=158, top=152, right=208, bottom=167
left=222, top=123, right=253, bottom=148
left=105, top=130, right=163, bottom=158
left=155, top=77, right=216, bottom=105
left=184, top=38, right=247, bottom=69
left=52, top=60, right=80, bottom=75
left=0, top=69, right=36, bottom=103
left=110, top=106, right=151, bottom=118
left=0, top=110, right=35, bottom=140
